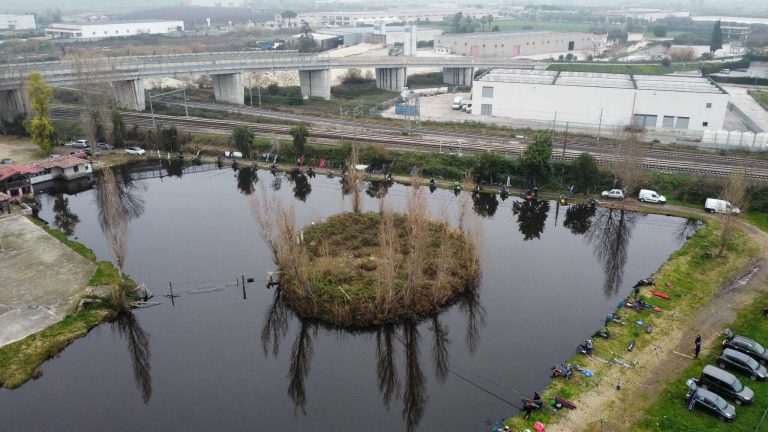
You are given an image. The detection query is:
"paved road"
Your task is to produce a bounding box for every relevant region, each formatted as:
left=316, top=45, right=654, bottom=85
left=0, top=216, right=94, bottom=347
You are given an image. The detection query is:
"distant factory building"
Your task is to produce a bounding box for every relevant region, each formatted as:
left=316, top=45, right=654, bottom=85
left=434, top=31, right=606, bottom=58
left=297, top=8, right=497, bottom=27
left=471, top=69, right=728, bottom=132
left=0, top=14, right=36, bottom=31
left=45, top=20, right=184, bottom=39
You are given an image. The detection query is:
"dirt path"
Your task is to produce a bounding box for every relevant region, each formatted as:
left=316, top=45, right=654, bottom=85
left=0, top=136, right=39, bottom=163
left=548, top=203, right=768, bottom=432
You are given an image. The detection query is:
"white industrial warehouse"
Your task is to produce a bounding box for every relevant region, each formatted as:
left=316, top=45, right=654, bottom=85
left=470, top=69, right=729, bottom=132
left=0, top=14, right=36, bottom=31
left=45, top=20, right=184, bottom=39
left=434, top=31, right=606, bottom=58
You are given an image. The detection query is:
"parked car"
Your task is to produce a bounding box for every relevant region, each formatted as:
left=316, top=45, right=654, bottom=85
left=451, top=96, right=463, bottom=110
left=638, top=189, right=666, bottom=204
left=720, top=69, right=730, bottom=74
left=723, top=330, right=768, bottom=365
left=464, top=103, right=472, bottom=113
left=71, top=139, right=89, bottom=148
left=601, top=189, right=625, bottom=200
left=83, top=147, right=93, bottom=156
left=1, top=158, right=14, bottom=164
left=718, top=348, right=768, bottom=381
left=705, top=198, right=740, bottom=215
left=126, top=147, right=146, bottom=155
left=97, top=142, right=114, bottom=150
left=685, top=379, right=736, bottom=422
left=697, top=365, right=754, bottom=405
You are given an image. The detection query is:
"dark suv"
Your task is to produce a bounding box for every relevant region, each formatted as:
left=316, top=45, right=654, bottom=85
left=723, top=330, right=768, bottom=365
left=698, top=365, right=754, bottom=405
left=718, top=348, right=768, bottom=381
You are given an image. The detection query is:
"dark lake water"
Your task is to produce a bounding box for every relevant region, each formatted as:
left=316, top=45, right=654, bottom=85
left=0, top=162, right=694, bottom=432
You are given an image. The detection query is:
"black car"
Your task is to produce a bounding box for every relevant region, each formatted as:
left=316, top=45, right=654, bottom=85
left=723, top=330, right=768, bottom=365
left=83, top=147, right=93, bottom=156
left=698, top=365, right=754, bottom=405
left=685, top=379, right=736, bottom=422
left=718, top=348, right=768, bottom=381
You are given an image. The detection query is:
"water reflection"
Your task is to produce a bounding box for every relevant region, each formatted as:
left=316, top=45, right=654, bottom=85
left=512, top=200, right=550, bottom=241
left=471, top=192, right=499, bottom=218
left=585, top=208, right=639, bottom=296
left=287, top=170, right=312, bottom=202
left=52, top=194, right=80, bottom=236
left=236, top=166, right=259, bottom=195
left=677, top=218, right=703, bottom=242
left=263, top=288, right=483, bottom=431
left=366, top=180, right=392, bottom=200
left=563, top=203, right=597, bottom=235
left=159, top=159, right=184, bottom=178
left=112, top=311, right=152, bottom=404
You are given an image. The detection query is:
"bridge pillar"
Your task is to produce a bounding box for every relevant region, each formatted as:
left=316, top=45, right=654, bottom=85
left=375, top=67, right=406, bottom=92
left=298, top=69, right=331, bottom=100
left=212, top=72, right=244, bottom=104
left=113, top=79, right=146, bottom=111
left=443, top=67, right=474, bottom=86
left=0, top=88, right=29, bottom=122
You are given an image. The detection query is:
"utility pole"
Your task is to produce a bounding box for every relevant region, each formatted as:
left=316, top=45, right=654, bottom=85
left=596, top=108, right=603, bottom=143
left=562, top=122, right=569, bottom=157
left=183, top=89, right=189, bottom=117
left=149, top=91, right=156, bottom=129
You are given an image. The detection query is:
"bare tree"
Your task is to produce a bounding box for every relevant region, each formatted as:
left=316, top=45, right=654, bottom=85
left=719, top=167, right=749, bottom=256
left=346, top=145, right=364, bottom=213
left=250, top=182, right=311, bottom=296
left=457, top=174, right=482, bottom=277
left=405, top=169, right=429, bottom=305
left=615, top=131, right=646, bottom=204
left=69, top=52, right=113, bottom=145
left=377, top=206, right=400, bottom=312
left=95, top=168, right=130, bottom=279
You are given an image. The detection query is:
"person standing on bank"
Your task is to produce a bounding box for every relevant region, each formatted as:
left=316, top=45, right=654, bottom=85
left=694, top=335, right=702, bottom=358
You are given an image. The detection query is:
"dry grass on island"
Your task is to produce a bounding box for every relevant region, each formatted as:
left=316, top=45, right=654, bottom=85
left=252, top=161, right=482, bottom=326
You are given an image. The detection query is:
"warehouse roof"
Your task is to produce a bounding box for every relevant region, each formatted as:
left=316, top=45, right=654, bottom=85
left=438, top=30, right=596, bottom=40
left=477, top=69, right=726, bottom=94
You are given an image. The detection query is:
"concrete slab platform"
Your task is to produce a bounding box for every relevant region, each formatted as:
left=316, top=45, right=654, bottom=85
left=0, top=216, right=95, bottom=347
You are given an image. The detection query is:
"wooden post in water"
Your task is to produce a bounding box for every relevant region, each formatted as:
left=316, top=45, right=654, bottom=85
left=169, top=281, right=175, bottom=306
left=241, top=274, right=246, bottom=299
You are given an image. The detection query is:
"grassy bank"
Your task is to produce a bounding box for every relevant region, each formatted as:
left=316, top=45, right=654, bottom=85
left=750, top=90, right=768, bottom=111
left=637, top=286, right=768, bottom=430
left=0, top=218, right=132, bottom=389
left=506, top=219, right=758, bottom=430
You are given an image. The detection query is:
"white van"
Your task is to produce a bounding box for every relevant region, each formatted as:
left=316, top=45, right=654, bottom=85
left=452, top=96, right=463, bottom=110
left=705, top=198, right=740, bottom=215
left=638, top=189, right=666, bottom=204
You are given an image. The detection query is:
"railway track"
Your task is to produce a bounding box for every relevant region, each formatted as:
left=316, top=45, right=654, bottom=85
left=50, top=106, right=768, bottom=180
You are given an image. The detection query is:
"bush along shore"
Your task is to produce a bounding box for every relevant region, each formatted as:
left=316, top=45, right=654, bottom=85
left=505, top=216, right=758, bottom=431
left=0, top=217, right=139, bottom=389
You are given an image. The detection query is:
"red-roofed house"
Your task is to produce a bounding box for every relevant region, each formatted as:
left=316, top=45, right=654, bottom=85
left=0, top=164, right=41, bottom=199
left=26, top=156, right=92, bottom=184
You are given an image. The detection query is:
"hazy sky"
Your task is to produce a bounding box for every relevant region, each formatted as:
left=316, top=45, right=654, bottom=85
left=2, top=0, right=767, bottom=16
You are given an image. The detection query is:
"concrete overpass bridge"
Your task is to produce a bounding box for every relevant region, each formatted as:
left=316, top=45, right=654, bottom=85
left=0, top=50, right=534, bottom=120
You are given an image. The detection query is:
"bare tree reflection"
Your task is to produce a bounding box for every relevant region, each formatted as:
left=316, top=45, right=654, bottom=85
left=457, top=286, right=486, bottom=354
left=366, top=180, right=391, bottom=199
left=52, top=194, right=80, bottom=236
left=112, top=311, right=152, bottom=404
left=236, top=166, right=259, bottom=195
left=288, top=320, right=313, bottom=415
left=472, top=192, right=499, bottom=218
left=271, top=174, right=283, bottom=191
left=676, top=218, right=703, bottom=242
left=585, top=208, right=638, bottom=296
left=431, top=316, right=450, bottom=384
left=563, top=203, right=597, bottom=235
left=376, top=324, right=400, bottom=409
left=512, top=199, right=550, bottom=241
left=261, top=288, right=289, bottom=356
left=402, top=321, right=426, bottom=432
